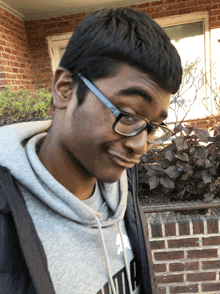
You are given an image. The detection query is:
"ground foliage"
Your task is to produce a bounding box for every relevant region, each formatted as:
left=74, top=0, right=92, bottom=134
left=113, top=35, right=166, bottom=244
left=0, top=87, right=52, bottom=125
left=138, top=125, right=220, bottom=204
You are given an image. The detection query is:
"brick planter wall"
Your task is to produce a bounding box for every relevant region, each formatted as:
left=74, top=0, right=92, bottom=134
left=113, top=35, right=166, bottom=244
left=145, top=210, right=220, bottom=293
left=0, top=7, right=36, bottom=91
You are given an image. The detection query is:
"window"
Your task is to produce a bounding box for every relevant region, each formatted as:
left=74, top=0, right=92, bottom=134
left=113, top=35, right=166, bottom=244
left=47, top=32, right=72, bottom=72
left=47, top=13, right=212, bottom=123
left=156, top=12, right=211, bottom=123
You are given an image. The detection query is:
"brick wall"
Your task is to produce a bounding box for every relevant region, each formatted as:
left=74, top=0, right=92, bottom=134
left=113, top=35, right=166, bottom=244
left=131, top=0, right=220, bottom=30
left=184, top=115, right=220, bottom=131
left=1, top=0, right=220, bottom=91
left=0, top=7, right=36, bottom=91
left=146, top=211, right=220, bottom=293
left=24, top=13, right=87, bottom=90
left=23, top=0, right=220, bottom=90
left=1, top=0, right=220, bottom=98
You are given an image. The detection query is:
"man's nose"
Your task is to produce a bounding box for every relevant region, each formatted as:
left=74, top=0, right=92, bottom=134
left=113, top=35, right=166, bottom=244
left=122, top=130, right=150, bottom=155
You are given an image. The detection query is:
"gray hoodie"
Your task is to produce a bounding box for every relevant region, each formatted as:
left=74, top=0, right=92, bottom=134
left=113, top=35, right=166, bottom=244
left=0, top=121, right=141, bottom=294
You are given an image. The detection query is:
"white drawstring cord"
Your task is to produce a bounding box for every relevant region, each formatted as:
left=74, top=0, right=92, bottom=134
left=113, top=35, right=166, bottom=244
left=95, top=215, right=117, bottom=294
left=118, top=222, right=133, bottom=294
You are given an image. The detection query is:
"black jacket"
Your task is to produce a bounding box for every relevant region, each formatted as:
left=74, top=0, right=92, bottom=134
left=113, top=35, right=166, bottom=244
left=0, top=165, right=155, bottom=294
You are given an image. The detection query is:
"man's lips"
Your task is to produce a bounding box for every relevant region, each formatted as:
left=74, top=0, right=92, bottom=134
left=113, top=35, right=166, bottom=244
left=108, top=151, right=140, bottom=168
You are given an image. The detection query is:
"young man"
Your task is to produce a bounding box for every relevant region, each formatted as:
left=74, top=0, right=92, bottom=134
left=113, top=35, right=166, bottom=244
left=0, top=8, right=182, bottom=294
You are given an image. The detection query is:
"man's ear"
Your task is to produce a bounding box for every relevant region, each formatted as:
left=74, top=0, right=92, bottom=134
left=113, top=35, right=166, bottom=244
left=52, top=67, right=75, bottom=109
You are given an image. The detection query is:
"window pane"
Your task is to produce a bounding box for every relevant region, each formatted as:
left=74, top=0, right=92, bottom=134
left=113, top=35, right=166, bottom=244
left=163, top=21, right=208, bottom=123
left=164, top=21, right=204, bottom=65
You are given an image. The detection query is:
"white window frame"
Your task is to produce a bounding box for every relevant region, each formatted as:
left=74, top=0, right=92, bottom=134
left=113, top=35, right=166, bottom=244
left=156, top=12, right=210, bottom=92
left=47, top=32, right=73, bottom=72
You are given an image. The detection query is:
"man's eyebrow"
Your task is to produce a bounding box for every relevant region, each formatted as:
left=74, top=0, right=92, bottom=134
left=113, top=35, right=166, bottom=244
left=118, top=87, right=153, bottom=103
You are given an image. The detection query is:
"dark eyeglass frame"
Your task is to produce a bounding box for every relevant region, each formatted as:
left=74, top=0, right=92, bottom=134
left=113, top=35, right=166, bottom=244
left=77, top=73, right=172, bottom=143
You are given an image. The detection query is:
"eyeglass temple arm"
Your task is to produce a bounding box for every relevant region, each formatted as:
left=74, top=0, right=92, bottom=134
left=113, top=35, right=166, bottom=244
left=78, top=73, right=121, bottom=117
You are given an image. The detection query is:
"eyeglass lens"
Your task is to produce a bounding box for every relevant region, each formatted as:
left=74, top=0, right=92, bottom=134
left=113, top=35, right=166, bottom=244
left=114, top=115, right=171, bottom=144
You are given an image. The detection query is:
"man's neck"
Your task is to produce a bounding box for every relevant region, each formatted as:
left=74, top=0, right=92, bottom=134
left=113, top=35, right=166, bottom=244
left=37, top=134, right=96, bottom=201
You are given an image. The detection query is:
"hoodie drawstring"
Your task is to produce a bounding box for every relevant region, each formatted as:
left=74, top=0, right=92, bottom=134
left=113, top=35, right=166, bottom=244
left=95, top=215, right=133, bottom=294
left=95, top=215, right=117, bottom=294
left=117, top=222, right=133, bottom=294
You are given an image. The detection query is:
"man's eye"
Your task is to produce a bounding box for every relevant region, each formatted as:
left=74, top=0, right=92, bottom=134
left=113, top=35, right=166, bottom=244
left=120, top=115, right=139, bottom=125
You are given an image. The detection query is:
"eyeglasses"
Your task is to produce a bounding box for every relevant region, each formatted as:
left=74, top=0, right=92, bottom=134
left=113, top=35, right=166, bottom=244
left=78, top=73, right=173, bottom=144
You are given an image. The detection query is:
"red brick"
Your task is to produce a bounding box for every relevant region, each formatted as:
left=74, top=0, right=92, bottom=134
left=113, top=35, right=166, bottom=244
left=152, top=0, right=164, bottom=4
left=179, top=7, right=193, bottom=14
left=173, top=3, right=186, bottom=9
left=151, top=224, right=163, bottom=238
left=144, top=6, right=161, bottom=13
left=151, top=12, right=166, bottom=19
left=207, top=220, right=219, bottom=234
left=185, top=1, right=198, bottom=7
left=210, top=21, right=220, bottom=28
left=165, top=223, right=176, bottom=236
left=170, top=261, right=199, bottom=272
left=154, top=251, right=184, bottom=261
left=0, top=40, right=7, bottom=46
left=2, top=53, right=9, bottom=59
left=170, top=284, right=199, bottom=293
left=61, top=14, right=76, bottom=21
left=161, top=4, right=173, bottom=12
left=168, top=238, right=199, bottom=248
left=150, top=240, right=165, bottom=250
left=193, top=221, right=204, bottom=234
left=210, top=9, right=220, bottom=16
left=187, top=272, right=216, bottom=282
left=179, top=222, right=190, bottom=235
left=203, top=236, right=220, bottom=246
left=187, top=249, right=218, bottom=259
left=69, top=19, right=81, bottom=26
left=202, top=282, right=220, bottom=292
left=129, top=4, right=138, bottom=9
left=156, top=274, right=184, bottom=284
left=137, top=2, right=152, bottom=9
left=203, top=260, right=220, bottom=269
left=154, top=264, right=167, bottom=272
left=164, top=0, right=176, bottom=3
left=199, top=0, right=212, bottom=4
left=156, top=286, right=166, bottom=294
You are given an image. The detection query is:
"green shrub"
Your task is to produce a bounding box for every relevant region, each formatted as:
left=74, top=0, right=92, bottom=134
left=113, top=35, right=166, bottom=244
left=139, top=125, right=220, bottom=203
left=0, top=87, right=52, bottom=123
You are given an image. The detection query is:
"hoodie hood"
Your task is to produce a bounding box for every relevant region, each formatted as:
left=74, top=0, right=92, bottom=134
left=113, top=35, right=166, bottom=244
left=0, top=121, right=128, bottom=226
left=0, top=121, right=136, bottom=294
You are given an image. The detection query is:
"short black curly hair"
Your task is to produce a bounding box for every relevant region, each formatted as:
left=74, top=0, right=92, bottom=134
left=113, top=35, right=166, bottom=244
left=59, top=7, right=182, bottom=104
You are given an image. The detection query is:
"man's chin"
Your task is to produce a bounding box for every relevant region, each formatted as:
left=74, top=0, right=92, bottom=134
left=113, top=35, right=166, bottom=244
left=97, top=169, right=126, bottom=183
